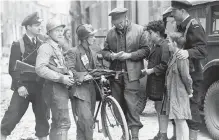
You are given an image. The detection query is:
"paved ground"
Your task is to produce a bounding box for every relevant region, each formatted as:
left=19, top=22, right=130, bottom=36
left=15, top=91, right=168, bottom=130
left=0, top=63, right=213, bottom=140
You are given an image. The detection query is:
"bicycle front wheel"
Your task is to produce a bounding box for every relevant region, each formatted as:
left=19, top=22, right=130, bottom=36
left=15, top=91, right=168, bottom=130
left=101, top=96, right=129, bottom=140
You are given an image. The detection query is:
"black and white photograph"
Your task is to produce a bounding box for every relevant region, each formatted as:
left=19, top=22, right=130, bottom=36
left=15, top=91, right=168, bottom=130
left=0, top=0, right=219, bottom=140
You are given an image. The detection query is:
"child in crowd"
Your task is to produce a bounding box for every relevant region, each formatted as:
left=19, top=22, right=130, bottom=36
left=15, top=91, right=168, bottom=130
left=164, top=32, right=193, bottom=140
left=142, top=20, right=171, bottom=140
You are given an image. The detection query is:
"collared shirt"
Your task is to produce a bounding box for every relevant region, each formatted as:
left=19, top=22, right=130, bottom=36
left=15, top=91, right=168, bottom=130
left=35, top=38, right=66, bottom=82
left=26, top=33, right=36, bottom=44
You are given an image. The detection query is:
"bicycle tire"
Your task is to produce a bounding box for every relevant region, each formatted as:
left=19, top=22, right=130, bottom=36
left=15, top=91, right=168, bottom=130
left=101, top=96, right=129, bottom=140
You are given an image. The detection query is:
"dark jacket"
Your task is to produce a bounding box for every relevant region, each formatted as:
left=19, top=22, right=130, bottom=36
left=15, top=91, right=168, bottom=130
left=9, top=34, right=43, bottom=91
left=65, top=45, right=101, bottom=101
left=146, top=39, right=171, bottom=101
left=178, top=16, right=208, bottom=81
left=102, top=22, right=150, bottom=81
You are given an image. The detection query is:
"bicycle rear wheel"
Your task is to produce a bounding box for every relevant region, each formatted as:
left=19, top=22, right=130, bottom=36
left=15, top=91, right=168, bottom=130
left=101, top=96, right=129, bottom=140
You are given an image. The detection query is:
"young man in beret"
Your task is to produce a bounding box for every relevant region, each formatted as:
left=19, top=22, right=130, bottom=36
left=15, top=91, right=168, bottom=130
left=1, top=12, right=49, bottom=140
left=167, top=0, right=207, bottom=140
left=102, top=7, right=150, bottom=140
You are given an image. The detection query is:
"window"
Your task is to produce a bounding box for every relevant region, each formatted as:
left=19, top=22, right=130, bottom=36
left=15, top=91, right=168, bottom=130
left=211, top=5, right=219, bottom=35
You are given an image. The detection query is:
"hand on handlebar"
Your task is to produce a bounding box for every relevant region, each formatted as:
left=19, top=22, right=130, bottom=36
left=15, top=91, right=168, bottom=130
left=83, top=74, right=93, bottom=81
left=100, top=75, right=108, bottom=84
left=62, top=75, right=75, bottom=86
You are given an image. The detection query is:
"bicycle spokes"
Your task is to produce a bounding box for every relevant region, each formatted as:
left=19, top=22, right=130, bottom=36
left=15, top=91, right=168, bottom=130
left=101, top=97, right=129, bottom=140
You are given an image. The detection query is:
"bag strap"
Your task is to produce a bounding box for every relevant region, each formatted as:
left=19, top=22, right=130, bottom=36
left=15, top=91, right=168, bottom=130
left=184, top=18, right=195, bottom=39
left=18, top=37, right=39, bottom=62
left=19, top=38, right=25, bottom=55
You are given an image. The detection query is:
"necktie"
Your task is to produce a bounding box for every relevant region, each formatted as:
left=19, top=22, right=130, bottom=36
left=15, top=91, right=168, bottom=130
left=32, top=38, right=36, bottom=45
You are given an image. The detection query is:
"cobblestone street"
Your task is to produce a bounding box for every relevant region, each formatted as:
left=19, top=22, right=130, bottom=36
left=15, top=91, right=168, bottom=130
left=0, top=69, right=213, bottom=140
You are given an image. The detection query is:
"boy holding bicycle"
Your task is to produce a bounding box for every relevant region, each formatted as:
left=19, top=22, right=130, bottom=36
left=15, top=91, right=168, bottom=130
left=65, top=24, right=99, bottom=140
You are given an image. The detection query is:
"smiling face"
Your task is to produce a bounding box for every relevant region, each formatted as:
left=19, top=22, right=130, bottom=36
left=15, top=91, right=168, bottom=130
left=49, top=26, right=64, bottom=42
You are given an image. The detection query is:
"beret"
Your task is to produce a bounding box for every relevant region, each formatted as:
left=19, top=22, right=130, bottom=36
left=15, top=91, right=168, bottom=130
left=21, top=12, right=43, bottom=26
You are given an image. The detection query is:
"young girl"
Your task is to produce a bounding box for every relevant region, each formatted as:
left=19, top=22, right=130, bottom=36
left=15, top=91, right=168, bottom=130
left=165, top=32, right=193, bottom=140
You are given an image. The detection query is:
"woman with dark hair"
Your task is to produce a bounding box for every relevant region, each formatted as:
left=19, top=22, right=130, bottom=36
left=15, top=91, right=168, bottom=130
left=142, top=20, right=171, bottom=140
left=62, top=28, right=72, bottom=52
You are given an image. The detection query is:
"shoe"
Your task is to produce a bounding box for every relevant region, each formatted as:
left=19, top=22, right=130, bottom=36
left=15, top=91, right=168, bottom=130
left=158, top=133, right=169, bottom=140
left=148, top=132, right=160, bottom=140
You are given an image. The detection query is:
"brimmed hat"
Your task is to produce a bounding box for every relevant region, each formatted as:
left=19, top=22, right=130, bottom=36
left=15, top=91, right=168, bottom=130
left=171, top=0, right=192, bottom=10
left=22, top=12, right=43, bottom=26
left=76, top=24, right=97, bottom=40
left=162, top=6, right=174, bottom=18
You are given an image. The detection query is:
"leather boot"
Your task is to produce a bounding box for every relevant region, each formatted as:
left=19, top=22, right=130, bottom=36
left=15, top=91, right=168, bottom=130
left=148, top=131, right=160, bottom=140
left=38, top=136, right=47, bottom=140
left=158, top=133, right=169, bottom=140
left=189, top=129, right=199, bottom=140
left=131, top=127, right=139, bottom=140
left=1, top=134, right=7, bottom=140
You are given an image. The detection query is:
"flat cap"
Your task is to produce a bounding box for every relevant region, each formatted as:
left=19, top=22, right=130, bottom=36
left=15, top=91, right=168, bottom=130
left=21, top=12, right=43, bottom=26
left=171, top=0, right=192, bottom=9
left=109, top=8, right=128, bottom=22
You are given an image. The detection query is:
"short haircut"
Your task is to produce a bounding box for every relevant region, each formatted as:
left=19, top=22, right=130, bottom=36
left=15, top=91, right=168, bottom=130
left=144, top=20, right=166, bottom=38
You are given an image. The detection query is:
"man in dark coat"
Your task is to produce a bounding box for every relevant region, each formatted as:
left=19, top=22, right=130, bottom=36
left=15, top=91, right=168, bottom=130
left=1, top=12, right=49, bottom=140
left=169, top=0, right=208, bottom=140
left=102, top=8, right=150, bottom=140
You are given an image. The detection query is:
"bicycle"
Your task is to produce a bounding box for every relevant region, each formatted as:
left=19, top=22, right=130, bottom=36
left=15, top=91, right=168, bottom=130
left=73, top=69, right=129, bottom=140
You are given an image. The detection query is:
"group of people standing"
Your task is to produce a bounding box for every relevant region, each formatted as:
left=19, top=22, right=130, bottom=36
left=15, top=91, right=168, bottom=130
left=1, top=0, right=207, bottom=140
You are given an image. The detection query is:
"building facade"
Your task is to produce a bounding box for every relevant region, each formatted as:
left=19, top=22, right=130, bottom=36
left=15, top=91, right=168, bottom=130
left=69, top=0, right=171, bottom=48
left=1, top=0, right=71, bottom=57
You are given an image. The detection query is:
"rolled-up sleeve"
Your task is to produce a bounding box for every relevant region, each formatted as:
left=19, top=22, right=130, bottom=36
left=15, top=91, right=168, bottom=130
left=35, top=44, right=63, bottom=82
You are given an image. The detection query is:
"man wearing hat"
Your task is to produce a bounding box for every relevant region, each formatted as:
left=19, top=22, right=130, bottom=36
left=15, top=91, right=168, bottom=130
left=64, top=24, right=100, bottom=140
left=166, top=1, right=207, bottom=140
left=35, top=18, right=75, bottom=140
left=1, top=12, right=49, bottom=140
left=102, top=8, right=150, bottom=140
